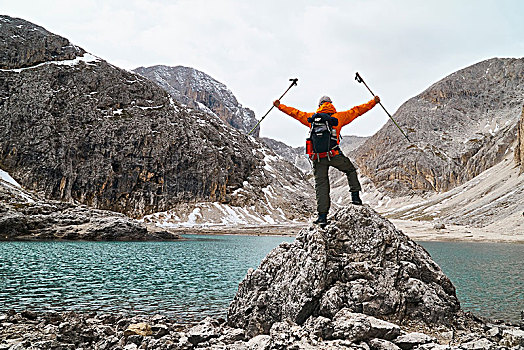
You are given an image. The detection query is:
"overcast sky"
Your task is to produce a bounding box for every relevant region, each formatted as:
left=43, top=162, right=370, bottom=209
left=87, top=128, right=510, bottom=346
left=2, top=0, right=523, bottom=146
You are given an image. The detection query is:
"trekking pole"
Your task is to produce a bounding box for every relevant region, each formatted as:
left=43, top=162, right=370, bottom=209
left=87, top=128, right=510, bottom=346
left=248, top=78, right=298, bottom=135
left=355, top=72, right=411, bottom=143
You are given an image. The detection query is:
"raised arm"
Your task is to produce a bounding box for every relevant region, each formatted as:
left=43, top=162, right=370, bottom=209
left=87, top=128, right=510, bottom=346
left=337, top=96, right=380, bottom=127
left=274, top=100, right=313, bottom=127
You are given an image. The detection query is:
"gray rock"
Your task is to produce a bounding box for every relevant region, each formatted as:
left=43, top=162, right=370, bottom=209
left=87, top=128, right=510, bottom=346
left=515, top=107, right=524, bottom=174
left=331, top=310, right=401, bottom=342
left=486, top=326, right=500, bottom=338
left=244, top=334, right=271, bottom=349
left=459, top=337, right=496, bottom=349
left=187, top=317, right=220, bottom=345
left=151, top=324, right=169, bottom=339
left=393, top=332, right=436, bottom=349
left=500, top=328, right=524, bottom=348
left=227, top=206, right=460, bottom=337
left=433, top=223, right=446, bottom=230
left=368, top=338, right=402, bottom=350
left=218, top=327, right=246, bottom=343
left=415, top=344, right=453, bottom=350
left=0, top=196, right=179, bottom=241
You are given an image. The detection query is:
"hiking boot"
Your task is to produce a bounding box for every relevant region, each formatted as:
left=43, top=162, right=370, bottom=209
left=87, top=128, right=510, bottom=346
left=351, top=191, right=363, bottom=205
left=313, top=213, right=328, bottom=228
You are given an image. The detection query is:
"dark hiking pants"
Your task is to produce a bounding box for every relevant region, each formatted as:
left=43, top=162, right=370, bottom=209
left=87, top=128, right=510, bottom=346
left=312, top=153, right=361, bottom=215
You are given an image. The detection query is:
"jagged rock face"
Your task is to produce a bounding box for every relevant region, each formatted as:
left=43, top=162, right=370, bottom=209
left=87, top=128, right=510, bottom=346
left=0, top=16, right=84, bottom=69
left=356, top=58, right=524, bottom=196
left=0, top=15, right=313, bottom=220
left=227, top=206, right=460, bottom=337
left=515, top=107, right=524, bottom=173
left=133, top=65, right=260, bottom=137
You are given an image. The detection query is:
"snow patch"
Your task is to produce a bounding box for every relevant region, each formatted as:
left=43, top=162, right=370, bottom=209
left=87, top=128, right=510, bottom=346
left=0, top=53, right=100, bottom=73
left=0, top=169, right=21, bottom=187
left=0, top=168, right=35, bottom=203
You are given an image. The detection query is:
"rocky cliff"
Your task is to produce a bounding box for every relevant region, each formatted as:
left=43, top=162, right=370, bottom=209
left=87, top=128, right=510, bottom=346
left=515, top=107, right=524, bottom=173
left=0, top=15, right=313, bottom=222
left=134, top=65, right=260, bottom=137
left=356, top=58, right=524, bottom=196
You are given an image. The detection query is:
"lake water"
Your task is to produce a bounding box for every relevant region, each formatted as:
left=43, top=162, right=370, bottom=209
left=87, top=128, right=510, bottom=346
left=0, top=236, right=522, bottom=323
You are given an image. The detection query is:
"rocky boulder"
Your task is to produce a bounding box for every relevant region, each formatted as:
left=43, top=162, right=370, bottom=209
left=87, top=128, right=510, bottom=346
left=227, top=205, right=460, bottom=337
left=0, top=179, right=179, bottom=241
left=0, top=199, right=179, bottom=241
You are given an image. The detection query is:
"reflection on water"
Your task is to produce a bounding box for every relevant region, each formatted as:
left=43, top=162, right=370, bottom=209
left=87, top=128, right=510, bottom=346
left=0, top=236, right=522, bottom=323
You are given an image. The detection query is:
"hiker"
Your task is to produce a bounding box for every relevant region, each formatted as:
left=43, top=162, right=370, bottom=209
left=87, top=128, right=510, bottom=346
left=273, top=95, right=380, bottom=226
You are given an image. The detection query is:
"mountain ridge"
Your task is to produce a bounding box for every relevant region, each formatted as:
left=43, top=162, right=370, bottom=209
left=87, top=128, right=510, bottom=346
left=133, top=65, right=260, bottom=137
left=355, top=57, right=523, bottom=196
left=0, top=15, right=314, bottom=225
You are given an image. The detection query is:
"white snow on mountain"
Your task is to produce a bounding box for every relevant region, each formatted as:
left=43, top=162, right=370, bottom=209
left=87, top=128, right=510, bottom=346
left=0, top=53, right=99, bottom=73
left=141, top=144, right=314, bottom=228
left=0, top=168, right=20, bottom=187
left=0, top=168, right=35, bottom=203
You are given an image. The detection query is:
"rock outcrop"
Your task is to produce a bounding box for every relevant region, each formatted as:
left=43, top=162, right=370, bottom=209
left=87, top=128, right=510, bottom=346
left=134, top=65, right=260, bottom=137
left=228, top=205, right=460, bottom=337
left=356, top=58, right=524, bottom=196
left=0, top=179, right=178, bottom=241
left=0, top=15, right=313, bottom=223
left=515, top=107, right=524, bottom=173
left=4, top=309, right=524, bottom=350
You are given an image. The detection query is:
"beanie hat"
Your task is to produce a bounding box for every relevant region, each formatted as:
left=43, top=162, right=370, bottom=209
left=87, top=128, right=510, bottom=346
left=318, top=95, right=332, bottom=106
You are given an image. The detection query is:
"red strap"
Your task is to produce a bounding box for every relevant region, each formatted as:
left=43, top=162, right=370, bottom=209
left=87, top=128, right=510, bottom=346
left=309, top=149, right=339, bottom=160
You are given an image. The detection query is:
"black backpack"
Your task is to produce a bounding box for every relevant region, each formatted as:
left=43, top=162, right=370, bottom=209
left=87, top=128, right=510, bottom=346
left=306, top=113, right=339, bottom=156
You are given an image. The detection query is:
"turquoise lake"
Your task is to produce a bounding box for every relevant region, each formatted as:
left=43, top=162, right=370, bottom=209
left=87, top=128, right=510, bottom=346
left=0, top=235, right=522, bottom=323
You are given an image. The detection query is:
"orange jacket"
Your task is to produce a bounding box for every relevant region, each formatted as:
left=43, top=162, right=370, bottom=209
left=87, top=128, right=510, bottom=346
left=277, top=99, right=377, bottom=143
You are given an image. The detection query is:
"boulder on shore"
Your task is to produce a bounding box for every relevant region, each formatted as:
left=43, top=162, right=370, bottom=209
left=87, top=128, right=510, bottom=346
left=228, top=205, right=460, bottom=337
left=0, top=185, right=179, bottom=241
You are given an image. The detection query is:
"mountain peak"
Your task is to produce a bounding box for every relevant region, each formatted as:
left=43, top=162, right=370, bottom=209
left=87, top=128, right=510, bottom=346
left=356, top=57, right=524, bottom=196
left=133, top=65, right=260, bottom=136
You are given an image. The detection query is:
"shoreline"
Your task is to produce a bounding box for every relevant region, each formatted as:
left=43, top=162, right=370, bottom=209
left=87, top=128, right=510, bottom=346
left=158, top=224, right=306, bottom=237
left=391, top=219, right=524, bottom=244
left=1, top=221, right=521, bottom=244
left=160, top=220, right=524, bottom=244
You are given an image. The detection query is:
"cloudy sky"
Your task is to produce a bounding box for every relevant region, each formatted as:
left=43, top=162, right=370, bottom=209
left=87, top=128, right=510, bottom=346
left=2, top=0, right=523, bottom=146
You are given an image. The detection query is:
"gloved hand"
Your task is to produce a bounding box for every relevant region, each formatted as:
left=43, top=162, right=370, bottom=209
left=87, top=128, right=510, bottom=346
left=374, top=96, right=380, bottom=103
left=273, top=100, right=280, bottom=107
